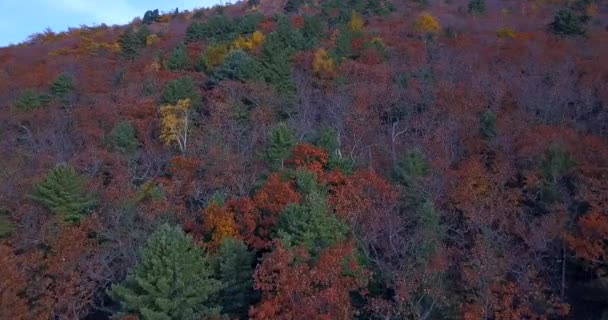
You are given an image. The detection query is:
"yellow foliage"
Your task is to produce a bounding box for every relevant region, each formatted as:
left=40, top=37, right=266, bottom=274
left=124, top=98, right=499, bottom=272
left=146, top=34, right=160, bottom=46
left=233, top=31, right=266, bottom=50
left=312, top=48, right=335, bottom=77
left=160, top=99, right=191, bottom=154
left=204, top=203, right=238, bottom=248
left=203, top=43, right=231, bottom=69
left=348, top=10, right=365, bottom=33
left=415, top=12, right=441, bottom=34
left=158, top=15, right=171, bottom=23
left=496, top=27, right=517, bottom=39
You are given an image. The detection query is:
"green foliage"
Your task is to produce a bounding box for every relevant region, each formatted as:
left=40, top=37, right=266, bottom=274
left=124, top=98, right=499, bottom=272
left=332, top=25, right=362, bottom=60
left=393, top=150, right=430, bottom=188
left=480, top=110, right=497, bottom=139
left=29, top=164, right=96, bottom=222
left=50, top=73, right=74, bottom=100
left=265, top=123, right=296, bottom=169
left=109, top=121, right=139, bottom=154
left=235, top=12, right=264, bottom=35
left=247, top=0, right=260, bottom=8
left=14, top=89, right=49, bottom=111
left=212, top=237, right=256, bottom=319
left=285, top=0, right=305, bottom=13
left=541, top=145, right=576, bottom=182
left=209, top=50, right=261, bottom=84
left=143, top=9, right=160, bottom=24
left=300, top=15, right=324, bottom=49
left=0, top=208, right=14, bottom=238
left=132, top=181, right=166, bottom=204
left=294, top=169, right=320, bottom=195
left=165, top=43, right=191, bottom=71
left=467, top=0, right=486, bottom=15
left=550, top=9, right=588, bottom=36
left=119, top=26, right=150, bottom=59
left=277, top=189, right=348, bottom=256
left=162, top=76, right=200, bottom=106
left=110, top=224, right=221, bottom=320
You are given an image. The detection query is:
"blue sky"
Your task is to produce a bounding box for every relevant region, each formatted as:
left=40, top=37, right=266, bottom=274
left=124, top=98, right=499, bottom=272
left=0, top=0, right=223, bottom=47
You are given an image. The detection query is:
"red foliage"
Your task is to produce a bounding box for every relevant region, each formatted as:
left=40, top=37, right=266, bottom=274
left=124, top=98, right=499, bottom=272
left=251, top=241, right=368, bottom=320
left=286, top=143, right=328, bottom=176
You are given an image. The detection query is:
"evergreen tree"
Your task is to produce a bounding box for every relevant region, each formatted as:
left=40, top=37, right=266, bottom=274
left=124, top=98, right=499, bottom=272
left=467, top=0, right=486, bottom=15
left=479, top=110, right=497, bottom=139
left=109, top=121, right=139, bottom=155
left=166, top=43, right=191, bottom=71
left=29, top=164, right=96, bottom=222
left=143, top=9, right=160, bottom=24
left=109, top=224, right=221, bottom=320
left=550, top=8, right=588, bottom=36
left=119, top=26, right=150, bottom=59
left=212, top=237, right=257, bottom=319
left=393, top=150, right=430, bottom=188
left=210, top=49, right=260, bottom=84
left=50, top=73, right=74, bottom=100
left=14, top=89, right=49, bottom=111
left=265, top=123, right=296, bottom=169
left=277, top=187, right=348, bottom=257
left=162, top=76, right=201, bottom=106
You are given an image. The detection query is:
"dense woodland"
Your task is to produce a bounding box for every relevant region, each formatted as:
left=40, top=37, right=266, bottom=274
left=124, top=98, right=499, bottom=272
left=0, top=0, right=607, bottom=319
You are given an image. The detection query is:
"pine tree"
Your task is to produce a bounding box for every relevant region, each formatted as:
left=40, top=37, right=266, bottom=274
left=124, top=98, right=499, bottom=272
left=468, top=0, right=486, bottom=16
left=143, top=9, right=160, bottom=24
left=479, top=110, right=497, bottom=139
left=277, top=189, right=348, bottom=257
left=210, top=49, right=261, bottom=84
left=109, top=224, right=221, bottom=320
left=212, top=237, right=257, bottom=319
left=550, top=8, right=588, bottom=36
left=50, top=73, right=74, bottom=100
left=109, top=121, right=139, bottom=155
left=265, top=123, right=296, bottom=169
left=166, top=43, right=191, bottom=71
left=162, top=76, right=200, bottom=106
left=29, top=164, right=96, bottom=222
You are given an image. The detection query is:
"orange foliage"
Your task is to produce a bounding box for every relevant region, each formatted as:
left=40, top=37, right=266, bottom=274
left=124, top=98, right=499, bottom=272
left=203, top=202, right=238, bottom=248
left=251, top=241, right=368, bottom=320
left=286, top=143, right=328, bottom=176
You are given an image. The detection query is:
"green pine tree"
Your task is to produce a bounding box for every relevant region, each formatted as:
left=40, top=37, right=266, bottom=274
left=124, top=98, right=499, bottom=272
left=50, top=73, right=74, bottom=101
left=468, top=0, right=486, bottom=15
left=162, top=76, right=201, bottom=106
left=143, top=9, right=160, bottom=24
left=210, top=49, right=261, bottom=84
left=109, top=224, right=221, bottom=320
left=479, top=110, right=497, bottom=139
left=265, top=123, right=296, bottom=169
left=393, top=150, right=430, bottom=188
left=14, top=89, right=49, bottom=111
left=212, top=237, right=257, bottom=319
left=109, top=121, right=139, bottom=155
left=166, top=43, right=191, bottom=71
left=550, top=8, right=588, bottom=36
left=119, top=26, right=150, bottom=59
left=277, top=187, right=348, bottom=257
left=29, top=164, right=96, bottom=222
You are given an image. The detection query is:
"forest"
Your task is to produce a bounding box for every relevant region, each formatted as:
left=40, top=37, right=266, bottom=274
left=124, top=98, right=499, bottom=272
left=0, top=0, right=607, bottom=319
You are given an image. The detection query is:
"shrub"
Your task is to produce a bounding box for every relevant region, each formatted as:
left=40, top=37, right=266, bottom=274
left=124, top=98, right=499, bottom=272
left=162, top=76, right=201, bottom=106
left=109, top=121, right=139, bottom=154
left=166, top=43, right=191, bottom=71
left=29, top=164, right=96, bottom=222
left=550, top=8, right=588, bottom=36
left=109, top=224, right=221, bottom=320
left=14, top=89, right=49, bottom=111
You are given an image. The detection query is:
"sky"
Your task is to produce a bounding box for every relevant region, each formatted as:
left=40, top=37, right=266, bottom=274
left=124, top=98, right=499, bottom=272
left=0, top=0, right=224, bottom=47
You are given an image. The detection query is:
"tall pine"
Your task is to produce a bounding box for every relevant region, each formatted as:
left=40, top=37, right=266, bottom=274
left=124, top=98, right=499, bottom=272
left=109, top=224, right=221, bottom=320
left=265, top=123, right=296, bottom=169
left=29, top=164, right=96, bottom=222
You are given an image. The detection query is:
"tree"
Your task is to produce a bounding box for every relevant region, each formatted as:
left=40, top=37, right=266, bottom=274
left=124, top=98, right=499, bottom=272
left=468, top=0, right=486, bottom=15
left=165, top=43, right=191, bottom=71
left=479, top=110, right=497, bottom=139
left=143, top=9, right=160, bottom=24
left=50, top=73, right=74, bottom=106
left=212, top=237, right=257, bottom=319
left=119, top=26, right=150, bottom=59
left=415, top=12, right=441, bottom=34
left=277, top=187, right=348, bottom=256
left=29, top=164, right=96, bottom=222
left=14, top=89, right=49, bottom=111
left=162, top=76, right=200, bottom=105
left=209, top=49, right=261, bottom=84
left=265, top=123, right=296, bottom=169
left=550, top=9, right=588, bottom=36
left=109, top=121, right=139, bottom=155
left=347, top=10, right=365, bottom=33
left=251, top=242, right=368, bottom=320
left=160, top=99, right=191, bottom=154
left=109, top=224, right=221, bottom=320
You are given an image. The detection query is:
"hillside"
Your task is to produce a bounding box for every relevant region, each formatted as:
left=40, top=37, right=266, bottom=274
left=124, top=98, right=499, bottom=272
left=1, top=0, right=607, bottom=319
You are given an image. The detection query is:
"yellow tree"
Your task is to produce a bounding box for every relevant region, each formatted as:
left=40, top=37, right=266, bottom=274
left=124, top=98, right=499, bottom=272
left=348, top=10, right=364, bottom=33
left=312, top=48, right=335, bottom=77
left=160, top=99, right=191, bottom=154
left=415, top=12, right=441, bottom=34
